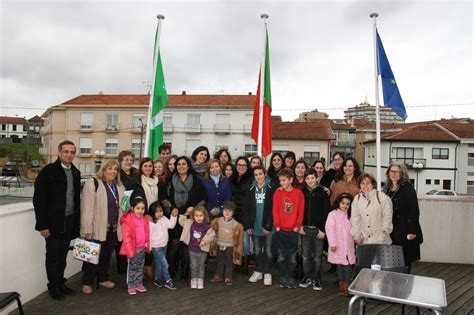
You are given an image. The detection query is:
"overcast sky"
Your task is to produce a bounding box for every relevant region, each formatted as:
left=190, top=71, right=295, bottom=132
left=1, top=0, right=472, bottom=122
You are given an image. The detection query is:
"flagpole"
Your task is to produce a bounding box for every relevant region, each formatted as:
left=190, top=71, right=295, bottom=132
left=257, top=13, right=268, bottom=158
left=144, top=14, right=165, bottom=159
left=370, top=12, right=382, bottom=190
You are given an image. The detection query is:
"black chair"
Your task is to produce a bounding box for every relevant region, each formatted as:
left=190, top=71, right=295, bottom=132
left=352, top=244, right=419, bottom=315
left=0, top=292, right=24, bottom=315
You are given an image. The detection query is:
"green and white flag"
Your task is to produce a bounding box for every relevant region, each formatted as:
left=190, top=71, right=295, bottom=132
left=146, top=20, right=168, bottom=160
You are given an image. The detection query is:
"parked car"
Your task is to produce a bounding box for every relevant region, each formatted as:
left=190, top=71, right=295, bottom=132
left=1, top=161, right=19, bottom=176
left=425, top=189, right=458, bottom=196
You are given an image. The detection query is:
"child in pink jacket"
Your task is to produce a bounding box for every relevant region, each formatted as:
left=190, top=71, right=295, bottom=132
left=120, top=198, right=151, bottom=295
left=325, top=193, right=355, bottom=296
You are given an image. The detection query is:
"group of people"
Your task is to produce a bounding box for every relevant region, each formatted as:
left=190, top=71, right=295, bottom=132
left=34, top=141, right=423, bottom=301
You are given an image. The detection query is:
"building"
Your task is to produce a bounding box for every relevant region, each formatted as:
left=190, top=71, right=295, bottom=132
left=328, top=120, right=356, bottom=159
left=363, top=120, right=474, bottom=195
left=344, top=101, right=405, bottom=124
left=294, top=109, right=329, bottom=121
left=41, top=93, right=255, bottom=174
left=269, top=119, right=334, bottom=167
left=0, top=116, right=27, bottom=142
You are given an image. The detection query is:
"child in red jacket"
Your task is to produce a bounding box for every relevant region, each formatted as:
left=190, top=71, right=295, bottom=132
left=120, top=197, right=150, bottom=295
left=272, top=168, right=304, bottom=289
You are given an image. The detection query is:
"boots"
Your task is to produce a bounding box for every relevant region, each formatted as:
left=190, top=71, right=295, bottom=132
left=241, top=256, right=249, bottom=275
left=339, top=281, right=349, bottom=296
left=143, top=266, right=154, bottom=282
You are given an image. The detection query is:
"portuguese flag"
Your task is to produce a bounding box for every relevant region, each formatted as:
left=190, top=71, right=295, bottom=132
left=251, top=29, right=272, bottom=157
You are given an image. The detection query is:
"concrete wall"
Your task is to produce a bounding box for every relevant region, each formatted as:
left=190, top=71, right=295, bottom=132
left=0, top=202, right=82, bottom=313
left=419, top=195, right=474, bottom=264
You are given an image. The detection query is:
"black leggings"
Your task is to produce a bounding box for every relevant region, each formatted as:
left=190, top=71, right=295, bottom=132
left=167, top=239, right=190, bottom=275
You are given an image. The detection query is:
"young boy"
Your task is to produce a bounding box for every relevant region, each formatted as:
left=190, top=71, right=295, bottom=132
left=299, top=168, right=330, bottom=290
left=210, top=201, right=243, bottom=286
left=273, top=168, right=305, bottom=288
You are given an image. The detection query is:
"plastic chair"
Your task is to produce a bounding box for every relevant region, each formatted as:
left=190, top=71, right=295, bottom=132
left=352, top=244, right=418, bottom=315
left=0, top=292, right=24, bottom=315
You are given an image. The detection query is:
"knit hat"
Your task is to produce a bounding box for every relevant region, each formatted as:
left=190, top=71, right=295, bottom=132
left=222, top=201, right=236, bottom=212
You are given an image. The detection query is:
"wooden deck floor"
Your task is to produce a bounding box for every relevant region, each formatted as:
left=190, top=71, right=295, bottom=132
left=9, top=260, right=474, bottom=314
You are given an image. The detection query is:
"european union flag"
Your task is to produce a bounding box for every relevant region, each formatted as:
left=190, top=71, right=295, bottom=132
left=376, top=29, right=407, bottom=120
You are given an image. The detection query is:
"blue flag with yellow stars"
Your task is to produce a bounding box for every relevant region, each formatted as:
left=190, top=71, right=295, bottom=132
left=376, top=29, right=407, bottom=120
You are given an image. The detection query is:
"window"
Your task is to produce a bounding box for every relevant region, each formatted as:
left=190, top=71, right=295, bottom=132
left=187, top=114, right=200, bottom=125
left=131, top=139, right=144, bottom=157
left=79, top=163, right=93, bottom=175
left=106, top=113, right=118, bottom=130
left=426, top=179, right=431, bottom=185
left=132, top=114, right=146, bottom=129
left=468, top=153, right=474, bottom=158
left=12, top=125, right=17, bottom=131
left=394, top=147, right=414, bottom=165
left=216, top=114, right=230, bottom=123
left=80, top=113, right=93, bottom=129
left=215, top=135, right=229, bottom=153
left=244, top=144, right=257, bottom=157
left=304, top=145, right=321, bottom=165
left=79, top=138, right=92, bottom=154
left=105, top=139, right=119, bottom=155
left=23, top=125, right=27, bottom=131
left=1, top=124, right=5, bottom=130
left=273, top=144, right=289, bottom=157
left=432, top=148, right=449, bottom=159
left=434, top=179, right=440, bottom=185
left=467, top=181, right=474, bottom=185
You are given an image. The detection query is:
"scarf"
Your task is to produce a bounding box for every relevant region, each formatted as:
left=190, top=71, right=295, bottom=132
left=360, top=189, right=376, bottom=207
left=141, top=175, right=159, bottom=205
left=172, top=173, right=194, bottom=208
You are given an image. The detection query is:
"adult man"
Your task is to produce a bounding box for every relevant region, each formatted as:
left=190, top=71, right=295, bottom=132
left=158, top=143, right=171, bottom=160
left=34, top=140, right=81, bottom=300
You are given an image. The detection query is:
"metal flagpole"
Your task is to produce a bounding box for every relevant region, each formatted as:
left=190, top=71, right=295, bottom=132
left=144, top=14, right=165, bottom=158
left=257, top=13, right=268, bottom=158
left=370, top=12, right=382, bottom=190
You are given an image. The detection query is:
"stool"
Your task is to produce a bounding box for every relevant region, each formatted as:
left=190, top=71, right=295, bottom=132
left=0, top=292, right=24, bottom=315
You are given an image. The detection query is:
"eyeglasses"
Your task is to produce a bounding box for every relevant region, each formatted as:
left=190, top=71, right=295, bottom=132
left=390, top=170, right=400, bottom=174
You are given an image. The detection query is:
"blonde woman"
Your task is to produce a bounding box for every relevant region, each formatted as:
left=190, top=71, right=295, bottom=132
left=80, top=159, right=125, bottom=294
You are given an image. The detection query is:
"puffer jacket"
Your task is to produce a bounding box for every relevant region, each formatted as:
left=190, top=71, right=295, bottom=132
left=119, top=212, right=151, bottom=258
left=325, top=209, right=356, bottom=265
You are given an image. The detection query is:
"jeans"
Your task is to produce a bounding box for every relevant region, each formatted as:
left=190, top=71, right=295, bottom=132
left=301, top=227, right=324, bottom=281
left=253, top=232, right=273, bottom=274
left=128, top=247, right=145, bottom=288
left=82, top=229, right=117, bottom=286
left=243, top=232, right=251, bottom=256
left=276, top=230, right=299, bottom=282
left=189, top=250, right=207, bottom=279
left=337, top=264, right=353, bottom=283
left=152, top=246, right=171, bottom=281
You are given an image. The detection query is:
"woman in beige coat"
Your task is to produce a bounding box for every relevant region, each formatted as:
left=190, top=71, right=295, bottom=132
left=351, top=173, right=393, bottom=245
left=329, top=157, right=361, bottom=206
left=80, top=159, right=125, bottom=294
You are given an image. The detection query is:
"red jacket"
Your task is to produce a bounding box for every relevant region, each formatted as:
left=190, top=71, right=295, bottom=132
left=272, top=187, right=304, bottom=232
left=119, top=212, right=150, bottom=258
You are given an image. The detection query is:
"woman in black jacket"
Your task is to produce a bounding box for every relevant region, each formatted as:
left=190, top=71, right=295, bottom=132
left=383, top=162, right=423, bottom=273
left=243, top=166, right=275, bottom=284
left=230, top=156, right=254, bottom=274
left=167, top=156, right=207, bottom=279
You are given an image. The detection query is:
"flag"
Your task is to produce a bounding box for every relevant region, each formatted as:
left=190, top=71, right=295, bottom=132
left=376, top=29, right=407, bottom=120
left=251, top=29, right=272, bottom=157
left=147, top=23, right=169, bottom=160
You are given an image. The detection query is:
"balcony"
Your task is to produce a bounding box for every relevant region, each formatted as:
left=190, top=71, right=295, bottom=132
left=390, top=158, right=426, bottom=169
left=105, top=124, right=119, bottom=133
left=214, top=123, right=230, bottom=134
left=79, top=124, right=93, bottom=132
left=163, top=124, right=174, bottom=133
left=184, top=124, right=201, bottom=133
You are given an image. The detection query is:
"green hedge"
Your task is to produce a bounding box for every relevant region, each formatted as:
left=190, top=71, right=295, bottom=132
left=0, top=144, right=44, bottom=163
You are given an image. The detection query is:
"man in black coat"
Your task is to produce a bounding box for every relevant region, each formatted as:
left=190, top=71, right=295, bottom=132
left=33, top=140, right=81, bottom=300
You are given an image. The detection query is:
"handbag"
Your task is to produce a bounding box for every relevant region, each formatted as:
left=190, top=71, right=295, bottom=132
left=73, top=238, right=101, bottom=265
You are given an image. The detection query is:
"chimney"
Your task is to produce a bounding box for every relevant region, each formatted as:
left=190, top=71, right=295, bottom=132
left=248, top=92, right=252, bottom=95
left=182, top=90, right=186, bottom=95
left=98, top=91, right=104, bottom=95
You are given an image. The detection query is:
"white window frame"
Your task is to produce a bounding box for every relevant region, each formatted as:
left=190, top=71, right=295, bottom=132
left=106, top=113, right=119, bottom=130
left=244, top=144, right=257, bottom=157
left=132, top=114, right=146, bottom=129
left=131, top=138, right=144, bottom=157
left=79, top=138, right=92, bottom=154
left=80, top=113, right=93, bottom=129
left=105, top=139, right=119, bottom=155
left=79, top=163, right=93, bottom=175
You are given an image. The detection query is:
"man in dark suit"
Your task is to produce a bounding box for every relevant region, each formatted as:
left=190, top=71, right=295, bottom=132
left=34, top=140, right=81, bottom=300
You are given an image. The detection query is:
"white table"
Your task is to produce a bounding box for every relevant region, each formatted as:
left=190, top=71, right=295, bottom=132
left=347, top=268, right=447, bottom=315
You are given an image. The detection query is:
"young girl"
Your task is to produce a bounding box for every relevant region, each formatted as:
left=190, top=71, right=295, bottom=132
left=325, top=193, right=355, bottom=296
left=179, top=206, right=216, bottom=289
left=120, top=198, right=150, bottom=295
left=148, top=201, right=178, bottom=290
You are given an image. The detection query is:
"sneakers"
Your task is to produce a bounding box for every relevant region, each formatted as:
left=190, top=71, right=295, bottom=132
left=153, top=279, right=164, bottom=288
left=225, top=278, right=233, bottom=286
left=135, top=285, right=147, bottom=293
left=98, top=281, right=115, bottom=289
left=190, top=278, right=197, bottom=289
left=248, top=271, right=263, bottom=283
left=279, top=278, right=288, bottom=288
left=264, top=274, right=272, bottom=286
left=127, top=287, right=137, bottom=295
left=197, top=278, right=204, bottom=290
left=210, top=274, right=223, bottom=283
left=164, top=279, right=177, bottom=290
left=299, top=278, right=312, bottom=288
left=286, top=280, right=298, bottom=289
left=81, top=285, right=93, bottom=295
left=313, top=279, right=323, bottom=291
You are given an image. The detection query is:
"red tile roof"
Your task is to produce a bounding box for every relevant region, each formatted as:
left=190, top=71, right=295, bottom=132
left=0, top=116, right=27, bottom=124
left=28, top=115, right=43, bottom=121
left=366, top=123, right=460, bottom=143
left=61, top=94, right=255, bottom=108
left=273, top=120, right=335, bottom=140
left=440, top=123, right=474, bottom=139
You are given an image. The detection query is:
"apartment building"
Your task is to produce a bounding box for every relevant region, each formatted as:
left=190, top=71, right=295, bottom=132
left=41, top=93, right=255, bottom=174
left=0, top=116, right=27, bottom=141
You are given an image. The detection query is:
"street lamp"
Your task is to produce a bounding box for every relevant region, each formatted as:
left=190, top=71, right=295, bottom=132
left=138, top=118, right=145, bottom=160
left=94, top=150, right=106, bottom=172
left=412, top=162, right=424, bottom=193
